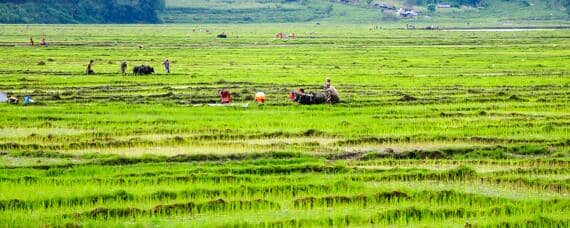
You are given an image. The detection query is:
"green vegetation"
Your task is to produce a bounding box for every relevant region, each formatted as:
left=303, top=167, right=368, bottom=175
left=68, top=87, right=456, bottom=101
left=432, top=0, right=569, bottom=23
left=161, top=0, right=343, bottom=23
left=0, top=24, right=568, bottom=226
left=160, top=0, right=569, bottom=24
left=1, top=0, right=568, bottom=24
left=0, top=0, right=165, bottom=23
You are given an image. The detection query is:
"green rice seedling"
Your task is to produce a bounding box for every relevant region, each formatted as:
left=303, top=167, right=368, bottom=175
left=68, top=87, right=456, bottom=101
left=0, top=24, right=568, bottom=226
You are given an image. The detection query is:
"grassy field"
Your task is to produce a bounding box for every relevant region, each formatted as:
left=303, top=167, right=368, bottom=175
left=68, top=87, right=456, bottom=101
left=160, top=0, right=570, bottom=24
left=0, top=24, right=569, bottom=226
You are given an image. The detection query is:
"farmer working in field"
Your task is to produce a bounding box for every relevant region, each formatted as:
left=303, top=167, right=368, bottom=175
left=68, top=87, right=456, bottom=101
left=255, top=92, right=266, bottom=103
left=8, top=95, right=19, bottom=104
left=24, top=96, right=35, bottom=105
left=219, top=88, right=232, bottom=104
left=29, top=37, right=34, bottom=46
left=291, top=87, right=305, bottom=102
left=325, top=86, right=340, bottom=104
left=120, top=60, right=128, bottom=76
left=86, top=60, right=95, bottom=75
left=40, top=37, right=47, bottom=46
left=324, top=78, right=331, bottom=90
left=162, top=58, right=170, bottom=74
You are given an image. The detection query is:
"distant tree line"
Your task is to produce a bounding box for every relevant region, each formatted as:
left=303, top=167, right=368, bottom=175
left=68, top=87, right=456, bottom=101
left=0, top=0, right=165, bottom=23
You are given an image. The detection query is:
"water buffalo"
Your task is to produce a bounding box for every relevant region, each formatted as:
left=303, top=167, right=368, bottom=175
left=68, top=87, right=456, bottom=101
left=295, top=92, right=327, bottom=105
left=133, top=65, right=154, bottom=75
left=294, top=87, right=340, bottom=105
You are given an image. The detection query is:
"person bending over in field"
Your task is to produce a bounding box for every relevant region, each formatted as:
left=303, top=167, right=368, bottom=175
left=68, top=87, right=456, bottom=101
left=40, top=37, right=47, bottom=46
left=8, top=96, right=19, bottom=104
left=120, top=60, right=128, bottom=76
left=86, top=60, right=95, bottom=75
left=291, top=87, right=305, bottom=103
left=219, top=88, right=232, bottom=104
left=255, top=92, right=266, bottom=103
left=162, top=58, right=170, bottom=74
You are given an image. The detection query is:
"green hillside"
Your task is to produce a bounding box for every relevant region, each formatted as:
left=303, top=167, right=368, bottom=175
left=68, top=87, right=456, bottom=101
left=0, top=0, right=165, bottom=23
left=160, top=0, right=569, bottom=24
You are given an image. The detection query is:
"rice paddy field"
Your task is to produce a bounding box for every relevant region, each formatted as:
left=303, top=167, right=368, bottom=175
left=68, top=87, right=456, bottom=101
left=0, top=24, right=569, bottom=226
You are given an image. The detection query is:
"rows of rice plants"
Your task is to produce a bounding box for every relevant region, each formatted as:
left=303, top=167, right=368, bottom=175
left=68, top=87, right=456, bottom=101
left=0, top=159, right=567, bottom=226
left=0, top=24, right=568, bottom=226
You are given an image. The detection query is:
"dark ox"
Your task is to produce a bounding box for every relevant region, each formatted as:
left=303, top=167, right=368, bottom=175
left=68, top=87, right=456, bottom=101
left=296, top=92, right=327, bottom=105
left=295, top=90, right=340, bottom=105
left=133, top=65, right=154, bottom=75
